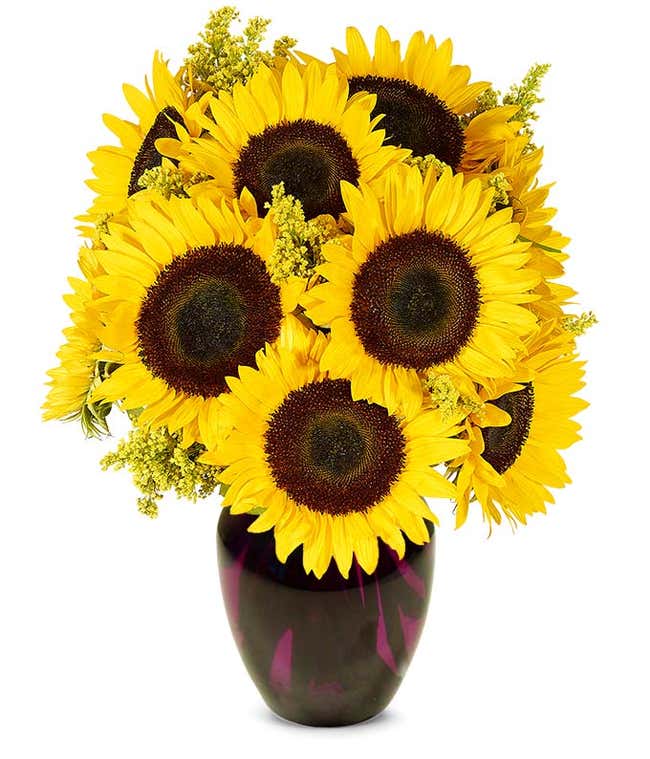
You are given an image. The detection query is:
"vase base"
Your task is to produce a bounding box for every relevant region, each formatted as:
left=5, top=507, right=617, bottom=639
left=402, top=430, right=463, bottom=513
left=266, top=702, right=388, bottom=728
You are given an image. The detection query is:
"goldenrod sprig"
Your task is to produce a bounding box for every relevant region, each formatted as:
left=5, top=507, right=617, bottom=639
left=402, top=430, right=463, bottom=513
left=487, top=172, right=511, bottom=211
left=463, top=63, right=550, bottom=147
left=405, top=154, right=450, bottom=179
left=265, top=182, right=339, bottom=283
left=137, top=165, right=210, bottom=199
left=504, top=63, right=551, bottom=139
left=184, top=6, right=296, bottom=94
left=563, top=311, right=597, bottom=336
left=424, top=373, right=481, bottom=422
left=101, top=427, right=222, bottom=518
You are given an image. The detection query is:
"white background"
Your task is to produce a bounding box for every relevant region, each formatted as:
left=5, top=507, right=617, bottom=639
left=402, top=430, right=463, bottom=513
left=1, top=1, right=648, bottom=757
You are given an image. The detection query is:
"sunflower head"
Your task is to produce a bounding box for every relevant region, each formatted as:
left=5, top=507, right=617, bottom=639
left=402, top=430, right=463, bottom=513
left=90, top=192, right=302, bottom=449
left=203, top=317, right=467, bottom=578
left=303, top=164, right=540, bottom=417
left=453, top=332, right=588, bottom=529
left=329, top=26, right=521, bottom=174
left=43, top=243, right=114, bottom=437
left=43, top=273, right=106, bottom=434
left=83, top=53, right=209, bottom=233
left=490, top=135, right=576, bottom=321
left=168, top=60, right=409, bottom=221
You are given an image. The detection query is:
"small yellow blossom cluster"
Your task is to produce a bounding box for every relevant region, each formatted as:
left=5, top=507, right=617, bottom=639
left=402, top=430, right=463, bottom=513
left=89, top=213, right=112, bottom=247
left=184, top=6, right=296, bottom=94
left=137, top=165, right=210, bottom=199
left=424, top=374, right=482, bottom=422
left=101, top=427, right=222, bottom=518
left=265, top=183, right=339, bottom=283
left=487, top=171, right=511, bottom=211
left=465, top=63, right=550, bottom=148
left=474, top=87, right=500, bottom=114
left=405, top=154, right=450, bottom=178
left=503, top=63, right=551, bottom=142
left=563, top=311, right=598, bottom=336
left=95, top=214, right=112, bottom=237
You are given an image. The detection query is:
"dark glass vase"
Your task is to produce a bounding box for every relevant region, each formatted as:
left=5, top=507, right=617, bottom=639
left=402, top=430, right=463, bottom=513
left=217, top=509, right=435, bottom=727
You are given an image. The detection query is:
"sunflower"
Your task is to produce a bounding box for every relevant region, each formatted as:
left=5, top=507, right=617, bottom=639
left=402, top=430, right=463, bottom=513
left=43, top=247, right=109, bottom=436
left=453, top=329, right=588, bottom=528
left=493, top=136, right=576, bottom=320
left=202, top=316, right=468, bottom=578
left=42, top=246, right=108, bottom=428
left=83, top=52, right=208, bottom=229
left=164, top=60, right=408, bottom=220
left=303, top=165, right=541, bottom=417
left=90, top=192, right=303, bottom=449
left=326, top=26, right=521, bottom=174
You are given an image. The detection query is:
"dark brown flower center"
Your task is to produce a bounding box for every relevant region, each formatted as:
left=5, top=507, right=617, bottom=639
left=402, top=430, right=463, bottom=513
left=136, top=244, right=282, bottom=398
left=264, top=379, right=406, bottom=515
left=482, top=384, right=535, bottom=474
left=175, top=282, right=245, bottom=363
left=128, top=106, right=182, bottom=196
left=350, top=229, right=481, bottom=371
left=233, top=119, right=360, bottom=219
left=348, top=75, right=465, bottom=168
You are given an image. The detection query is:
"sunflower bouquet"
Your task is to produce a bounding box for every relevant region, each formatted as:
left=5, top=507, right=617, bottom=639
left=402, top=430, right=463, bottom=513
left=44, top=6, right=592, bottom=725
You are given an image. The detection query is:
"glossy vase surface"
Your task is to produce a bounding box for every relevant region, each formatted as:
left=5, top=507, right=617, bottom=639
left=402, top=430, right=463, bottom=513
left=217, top=509, right=434, bottom=727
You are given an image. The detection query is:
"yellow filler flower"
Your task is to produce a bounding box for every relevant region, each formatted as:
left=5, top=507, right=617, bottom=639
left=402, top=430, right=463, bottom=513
left=329, top=27, right=521, bottom=174
left=303, top=165, right=541, bottom=417
left=165, top=60, right=408, bottom=220
left=90, top=192, right=304, bottom=449
left=202, top=317, right=468, bottom=578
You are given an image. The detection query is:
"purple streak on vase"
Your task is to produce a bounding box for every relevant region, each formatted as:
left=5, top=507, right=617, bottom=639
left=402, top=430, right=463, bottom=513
left=391, top=551, right=426, bottom=599
left=375, top=576, right=398, bottom=674
left=219, top=545, right=248, bottom=645
left=354, top=559, right=366, bottom=607
left=270, top=628, right=293, bottom=693
left=398, top=606, right=423, bottom=658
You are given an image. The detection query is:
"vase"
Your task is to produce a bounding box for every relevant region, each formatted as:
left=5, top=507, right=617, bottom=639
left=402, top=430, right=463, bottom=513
left=217, top=508, right=435, bottom=727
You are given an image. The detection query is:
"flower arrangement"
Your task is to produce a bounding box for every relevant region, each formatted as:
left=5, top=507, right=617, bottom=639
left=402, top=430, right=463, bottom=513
left=44, top=7, right=592, bottom=580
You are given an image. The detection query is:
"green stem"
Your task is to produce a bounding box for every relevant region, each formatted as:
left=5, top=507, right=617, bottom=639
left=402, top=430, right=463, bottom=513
left=517, top=235, right=564, bottom=254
